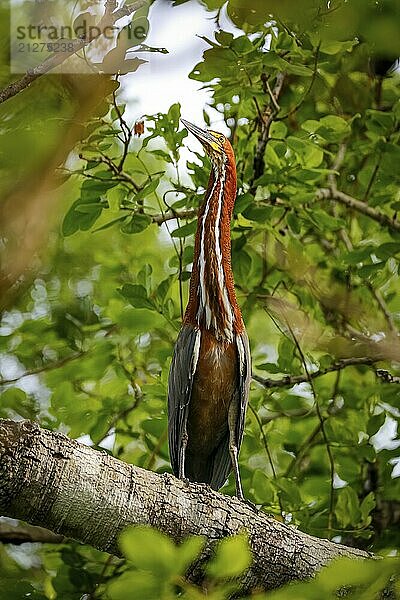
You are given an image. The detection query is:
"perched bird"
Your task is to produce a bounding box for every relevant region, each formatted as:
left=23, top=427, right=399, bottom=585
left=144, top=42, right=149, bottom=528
left=168, top=119, right=251, bottom=500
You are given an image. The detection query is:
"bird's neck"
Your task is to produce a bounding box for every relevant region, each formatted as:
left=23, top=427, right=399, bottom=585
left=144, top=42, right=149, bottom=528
left=184, top=160, right=243, bottom=341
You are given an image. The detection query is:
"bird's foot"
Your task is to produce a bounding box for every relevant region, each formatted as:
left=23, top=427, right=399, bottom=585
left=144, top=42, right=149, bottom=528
left=236, top=495, right=259, bottom=513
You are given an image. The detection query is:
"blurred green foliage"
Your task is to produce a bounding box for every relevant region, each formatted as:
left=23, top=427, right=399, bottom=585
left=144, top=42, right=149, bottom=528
left=1, top=0, right=400, bottom=597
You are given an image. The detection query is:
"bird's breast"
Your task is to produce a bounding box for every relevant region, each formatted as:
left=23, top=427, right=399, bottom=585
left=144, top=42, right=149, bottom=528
left=187, top=329, right=237, bottom=455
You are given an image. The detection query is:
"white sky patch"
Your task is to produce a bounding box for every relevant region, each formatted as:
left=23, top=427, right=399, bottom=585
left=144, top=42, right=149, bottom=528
left=389, top=457, right=400, bottom=478
left=333, top=472, right=348, bottom=489
left=290, top=382, right=314, bottom=401
left=76, top=434, right=94, bottom=447
left=98, top=431, right=116, bottom=451
left=0, top=354, right=25, bottom=381
left=371, top=416, right=400, bottom=452
left=123, top=0, right=240, bottom=130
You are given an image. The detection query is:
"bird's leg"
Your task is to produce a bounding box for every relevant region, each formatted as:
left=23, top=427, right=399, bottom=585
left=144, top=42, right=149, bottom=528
left=179, top=429, right=188, bottom=482
left=228, top=401, right=245, bottom=501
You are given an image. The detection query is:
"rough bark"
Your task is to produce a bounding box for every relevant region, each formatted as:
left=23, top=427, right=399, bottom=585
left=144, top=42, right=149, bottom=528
left=0, top=419, right=370, bottom=592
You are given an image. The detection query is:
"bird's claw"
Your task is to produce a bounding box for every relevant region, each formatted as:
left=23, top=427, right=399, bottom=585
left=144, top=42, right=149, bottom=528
left=237, top=495, right=259, bottom=513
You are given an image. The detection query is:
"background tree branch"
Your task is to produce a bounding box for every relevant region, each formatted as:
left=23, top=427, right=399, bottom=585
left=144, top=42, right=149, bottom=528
left=0, top=0, right=146, bottom=105
left=316, top=187, right=400, bottom=232
left=0, top=419, right=370, bottom=593
left=253, top=356, right=382, bottom=389
left=0, top=521, right=64, bottom=545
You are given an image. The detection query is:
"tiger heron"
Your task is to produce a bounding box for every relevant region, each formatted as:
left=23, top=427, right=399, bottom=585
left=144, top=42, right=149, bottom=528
left=168, top=119, right=251, bottom=500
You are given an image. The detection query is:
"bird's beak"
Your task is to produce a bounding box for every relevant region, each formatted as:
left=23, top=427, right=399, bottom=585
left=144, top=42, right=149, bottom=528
left=181, top=118, right=219, bottom=149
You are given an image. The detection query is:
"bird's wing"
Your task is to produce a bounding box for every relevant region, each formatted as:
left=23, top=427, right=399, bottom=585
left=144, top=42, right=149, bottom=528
left=209, top=436, right=231, bottom=491
left=168, top=324, right=201, bottom=477
left=209, top=331, right=251, bottom=491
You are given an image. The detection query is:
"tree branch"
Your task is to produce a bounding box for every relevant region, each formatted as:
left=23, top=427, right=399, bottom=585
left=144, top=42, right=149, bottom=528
left=0, top=419, right=370, bottom=593
left=0, top=521, right=64, bottom=545
left=316, top=188, right=400, bottom=232
left=376, top=369, right=400, bottom=384
left=152, top=208, right=198, bottom=225
left=0, top=352, right=85, bottom=386
left=0, top=0, right=146, bottom=105
left=252, top=72, right=286, bottom=185
left=253, top=357, right=381, bottom=389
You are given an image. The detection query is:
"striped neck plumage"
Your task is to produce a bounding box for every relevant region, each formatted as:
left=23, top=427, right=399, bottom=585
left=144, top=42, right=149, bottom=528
left=186, top=156, right=241, bottom=342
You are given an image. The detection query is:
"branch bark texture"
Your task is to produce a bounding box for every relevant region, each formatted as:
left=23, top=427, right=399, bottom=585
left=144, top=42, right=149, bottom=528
left=0, top=419, right=369, bottom=592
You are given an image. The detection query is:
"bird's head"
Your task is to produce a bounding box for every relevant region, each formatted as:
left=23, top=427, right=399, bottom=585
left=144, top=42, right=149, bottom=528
left=181, top=119, right=233, bottom=169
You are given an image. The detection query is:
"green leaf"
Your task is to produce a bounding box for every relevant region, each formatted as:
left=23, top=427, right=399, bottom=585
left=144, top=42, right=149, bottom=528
left=207, top=534, right=251, bottom=578
left=343, top=245, right=375, bottom=265
left=335, top=486, right=361, bottom=528
left=107, top=571, right=161, bottom=600
left=215, top=30, right=234, bottom=46
left=367, top=412, right=386, bottom=437
left=287, top=212, right=301, bottom=234
left=171, top=220, right=197, bottom=238
left=119, top=284, right=155, bottom=310
left=243, top=205, right=273, bottom=222
left=120, top=213, right=152, bottom=234
left=167, top=103, right=181, bottom=129
left=265, top=143, right=282, bottom=167
left=137, top=263, right=153, bottom=293
left=270, top=121, right=287, bottom=139
left=286, top=136, right=323, bottom=167
left=319, top=39, right=357, bottom=55
left=234, top=192, right=253, bottom=215
left=149, top=149, right=173, bottom=163
left=233, top=249, right=252, bottom=285
left=375, top=242, right=400, bottom=260
left=132, top=176, right=162, bottom=204
left=256, top=362, right=281, bottom=373
left=156, top=277, right=173, bottom=303
left=284, top=62, right=314, bottom=77
left=175, top=536, right=205, bottom=573
left=119, top=526, right=176, bottom=576
left=80, top=178, right=118, bottom=200
left=360, top=492, right=376, bottom=525
left=252, top=469, right=275, bottom=504
left=0, top=388, right=36, bottom=420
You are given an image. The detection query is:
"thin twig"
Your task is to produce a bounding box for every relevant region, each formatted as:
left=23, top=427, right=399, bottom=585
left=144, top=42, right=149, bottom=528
left=152, top=209, right=197, bottom=225
left=367, top=285, right=397, bottom=333
left=328, top=146, right=398, bottom=336
left=277, top=43, right=320, bottom=121
left=252, top=72, right=286, bottom=185
left=0, top=352, right=85, bottom=386
left=285, top=421, right=323, bottom=477
left=287, top=323, right=335, bottom=536
left=318, top=142, right=400, bottom=231
left=248, top=403, right=285, bottom=517
left=253, top=356, right=381, bottom=389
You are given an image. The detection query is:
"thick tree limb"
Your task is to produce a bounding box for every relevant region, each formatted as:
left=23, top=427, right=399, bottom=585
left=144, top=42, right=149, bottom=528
left=0, top=419, right=370, bottom=593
